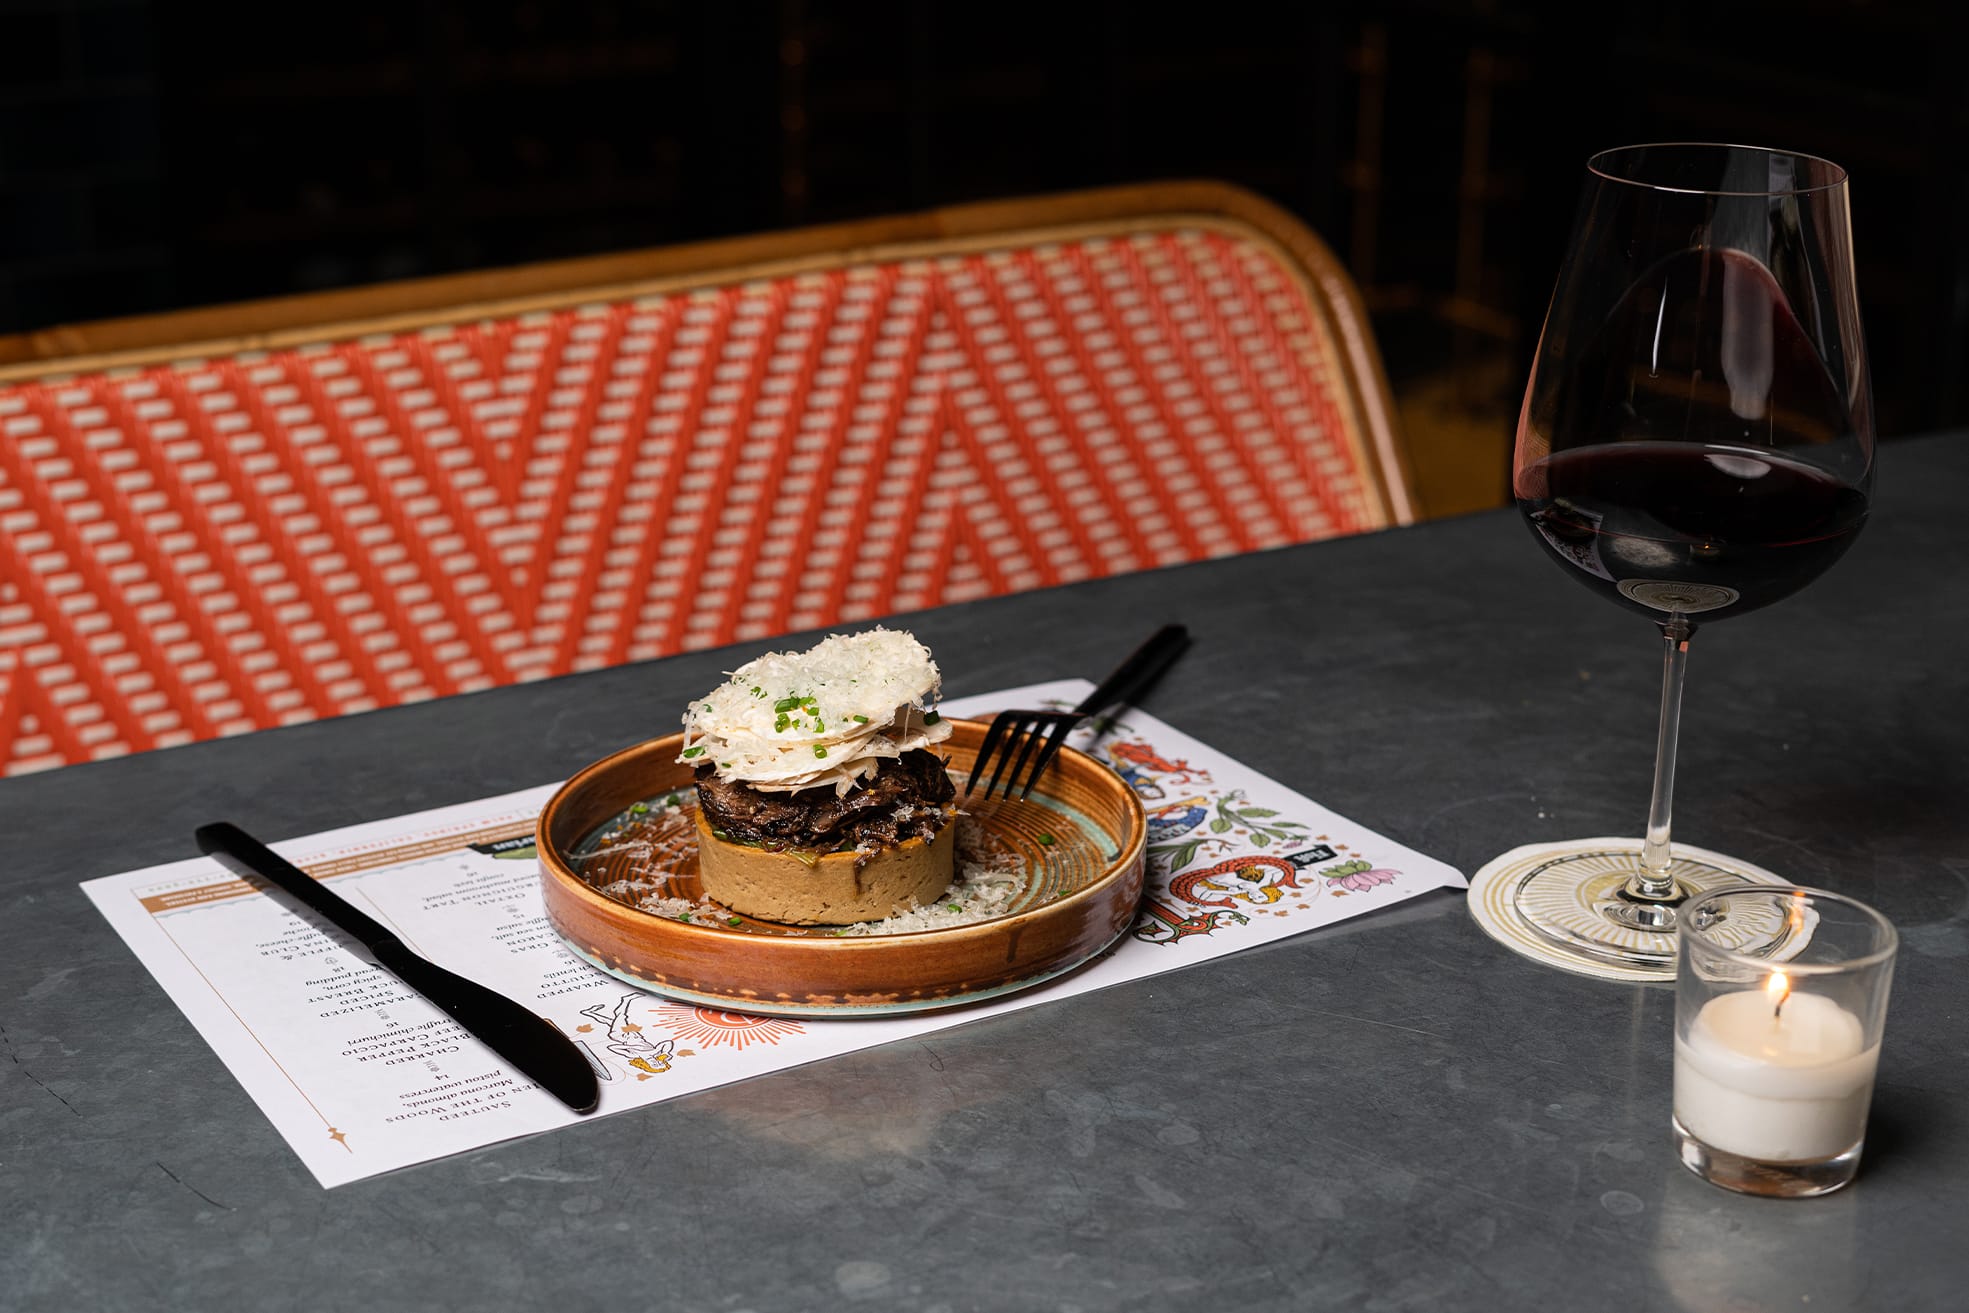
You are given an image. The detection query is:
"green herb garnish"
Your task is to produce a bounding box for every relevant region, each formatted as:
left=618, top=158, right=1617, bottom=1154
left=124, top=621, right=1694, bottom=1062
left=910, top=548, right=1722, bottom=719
left=852, top=714, right=869, bottom=724
left=726, top=916, right=742, bottom=927
left=682, top=746, right=705, bottom=758
left=1038, top=832, right=1055, bottom=846
left=773, top=695, right=803, bottom=713
left=631, top=802, right=650, bottom=815
left=924, top=711, right=941, bottom=725
left=813, top=745, right=828, bottom=758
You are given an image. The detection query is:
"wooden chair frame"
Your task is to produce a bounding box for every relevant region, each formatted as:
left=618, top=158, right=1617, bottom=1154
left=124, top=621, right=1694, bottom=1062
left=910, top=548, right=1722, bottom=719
left=0, top=181, right=1415, bottom=527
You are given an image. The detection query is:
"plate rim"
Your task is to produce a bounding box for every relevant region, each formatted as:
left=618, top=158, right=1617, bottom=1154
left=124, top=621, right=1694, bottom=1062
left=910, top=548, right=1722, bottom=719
left=556, top=923, right=1134, bottom=1019
left=535, top=717, right=1148, bottom=951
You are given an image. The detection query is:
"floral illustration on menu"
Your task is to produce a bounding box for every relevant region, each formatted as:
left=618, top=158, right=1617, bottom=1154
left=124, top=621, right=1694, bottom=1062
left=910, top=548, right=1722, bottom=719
left=1062, top=712, right=1405, bottom=945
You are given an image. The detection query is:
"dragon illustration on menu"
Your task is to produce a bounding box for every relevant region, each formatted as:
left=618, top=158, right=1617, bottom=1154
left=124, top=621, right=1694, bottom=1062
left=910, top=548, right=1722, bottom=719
left=1066, top=718, right=1403, bottom=945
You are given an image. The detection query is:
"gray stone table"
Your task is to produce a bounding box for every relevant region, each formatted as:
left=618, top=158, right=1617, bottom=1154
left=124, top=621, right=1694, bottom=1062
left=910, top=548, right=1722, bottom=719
left=6, top=434, right=1967, bottom=1312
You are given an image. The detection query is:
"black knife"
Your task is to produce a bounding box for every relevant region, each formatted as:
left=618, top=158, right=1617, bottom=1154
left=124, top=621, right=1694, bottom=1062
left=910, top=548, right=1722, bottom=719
left=195, top=821, right=600, bottom=1115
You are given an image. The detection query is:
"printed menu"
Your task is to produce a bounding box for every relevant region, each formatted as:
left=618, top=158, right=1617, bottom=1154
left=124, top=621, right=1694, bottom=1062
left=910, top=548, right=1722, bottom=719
left=84, top=680, right=1465, bottom=1186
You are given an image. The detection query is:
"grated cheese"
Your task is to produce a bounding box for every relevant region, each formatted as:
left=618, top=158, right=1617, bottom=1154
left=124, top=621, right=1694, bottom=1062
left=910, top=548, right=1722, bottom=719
left=832, top=830, right=1026, bottom=935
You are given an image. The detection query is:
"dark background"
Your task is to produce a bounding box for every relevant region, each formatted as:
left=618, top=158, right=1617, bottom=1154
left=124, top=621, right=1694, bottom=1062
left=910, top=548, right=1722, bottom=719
left=3, top=0, right=1962, bottom=511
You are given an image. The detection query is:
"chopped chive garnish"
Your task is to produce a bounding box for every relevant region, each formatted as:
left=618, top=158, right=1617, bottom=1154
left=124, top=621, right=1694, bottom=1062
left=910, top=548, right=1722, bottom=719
left=702, top=703, right=712, bottom=713
left=773, top=695, right=802, bottom=713
left=814, top=745, right=828, bottom=758
left=678, top=912, right=692, bottom=922
left=924, top=711, right=941, bottom=725
left=813, top=718, right=824, bottom=732
left=631, top=802, right=649, bottom=814
left=946, top=903, right=962, bottom=912
left=750, top=686, right=763, bottom=697
left=852, top=714, right=869, bottom=724
left=726, top=916, right=742, bottom=927
left=1038, top=832, right=1055, bottom=846
left=681, top=746, right=705, bottom=758
left=774, top=714, right=790, bottom=732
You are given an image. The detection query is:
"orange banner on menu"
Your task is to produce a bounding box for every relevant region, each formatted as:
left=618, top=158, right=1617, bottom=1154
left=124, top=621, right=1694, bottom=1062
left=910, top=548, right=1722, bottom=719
left=305, top=823, right=534, bottom=880
left=140, top=880, right=257, bottom=913
left=137, top=822, right=539, bottom=916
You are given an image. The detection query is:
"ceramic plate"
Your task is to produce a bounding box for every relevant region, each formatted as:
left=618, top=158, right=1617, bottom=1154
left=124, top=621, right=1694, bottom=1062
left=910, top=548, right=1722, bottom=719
left=536, top=719, right=1148, bottom=1017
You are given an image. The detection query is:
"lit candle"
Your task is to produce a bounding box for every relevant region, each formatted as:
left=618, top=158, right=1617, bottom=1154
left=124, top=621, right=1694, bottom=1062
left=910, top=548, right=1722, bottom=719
left=1673, top=970, right=1880, bottom=1163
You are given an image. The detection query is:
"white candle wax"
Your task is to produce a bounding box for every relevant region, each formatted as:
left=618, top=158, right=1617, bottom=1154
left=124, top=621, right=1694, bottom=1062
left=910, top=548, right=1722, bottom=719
left=1674, top=987, right=1880, bottom=1163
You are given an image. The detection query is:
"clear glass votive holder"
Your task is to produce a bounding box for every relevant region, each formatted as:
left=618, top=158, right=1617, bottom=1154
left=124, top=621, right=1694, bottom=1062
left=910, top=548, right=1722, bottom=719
left=1673, top=885, right=1897, bottom=1198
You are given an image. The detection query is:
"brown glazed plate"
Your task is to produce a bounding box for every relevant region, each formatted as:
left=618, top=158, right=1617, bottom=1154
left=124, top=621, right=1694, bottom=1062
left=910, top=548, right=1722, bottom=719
left=536, top=719, right=1149, bottom=1018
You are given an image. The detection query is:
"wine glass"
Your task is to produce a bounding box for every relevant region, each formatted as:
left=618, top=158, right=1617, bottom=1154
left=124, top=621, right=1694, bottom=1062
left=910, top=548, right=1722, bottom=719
left=1487, top=143, right=1874, bottom=978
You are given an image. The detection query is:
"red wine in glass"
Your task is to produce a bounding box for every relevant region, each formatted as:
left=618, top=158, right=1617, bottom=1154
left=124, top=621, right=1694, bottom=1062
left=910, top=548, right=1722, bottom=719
left=1474, top=147, right=1874, bottom=978
left=1521, top=440, right=1869, bottom=621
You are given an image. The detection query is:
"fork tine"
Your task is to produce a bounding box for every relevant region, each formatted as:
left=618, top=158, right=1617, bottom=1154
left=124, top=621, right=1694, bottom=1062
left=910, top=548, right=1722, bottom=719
left=1015, top=718, right=1078, bottom=799
left=992, top=718, right=1053, bottom=801
left=981, top=717, right=1037, bottom=800
left=966, top=711, right=1016, bottom=797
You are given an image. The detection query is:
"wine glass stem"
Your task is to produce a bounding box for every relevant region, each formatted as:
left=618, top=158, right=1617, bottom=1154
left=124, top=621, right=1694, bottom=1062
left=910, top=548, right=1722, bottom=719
left=1635, top=619, right=1694, bottom=903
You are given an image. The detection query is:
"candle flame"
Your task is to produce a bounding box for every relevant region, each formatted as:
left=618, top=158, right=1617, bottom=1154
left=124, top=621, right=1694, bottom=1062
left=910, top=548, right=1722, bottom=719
left=1766, top=970, right=1792, bottom=1019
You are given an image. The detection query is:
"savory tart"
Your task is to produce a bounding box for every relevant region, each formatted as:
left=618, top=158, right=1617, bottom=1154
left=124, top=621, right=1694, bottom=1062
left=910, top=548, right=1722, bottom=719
left=678, top=629, right=958, bottom=924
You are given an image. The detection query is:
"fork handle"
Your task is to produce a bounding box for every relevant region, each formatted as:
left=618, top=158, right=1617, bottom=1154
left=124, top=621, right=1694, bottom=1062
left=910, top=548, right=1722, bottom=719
left=1075, top=624, right=1189, bottom=719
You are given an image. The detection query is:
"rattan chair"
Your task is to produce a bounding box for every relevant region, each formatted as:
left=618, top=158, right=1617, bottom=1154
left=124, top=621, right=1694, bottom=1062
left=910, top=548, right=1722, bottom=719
left=0, top=182, right=1414, bottom=773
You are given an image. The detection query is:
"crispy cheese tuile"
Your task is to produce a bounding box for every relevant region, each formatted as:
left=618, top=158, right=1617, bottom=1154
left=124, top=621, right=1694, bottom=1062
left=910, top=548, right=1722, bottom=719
left=677, top=628, right=952, bottom=794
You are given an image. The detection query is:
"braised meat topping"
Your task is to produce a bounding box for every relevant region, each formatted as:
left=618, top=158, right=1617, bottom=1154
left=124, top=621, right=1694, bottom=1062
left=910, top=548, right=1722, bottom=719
left=695, top=749, right=954, bottom=850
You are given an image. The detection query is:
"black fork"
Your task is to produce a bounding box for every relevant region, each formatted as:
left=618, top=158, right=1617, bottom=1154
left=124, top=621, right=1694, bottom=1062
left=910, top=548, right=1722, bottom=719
left=966, top=624, right=1190, bottom=801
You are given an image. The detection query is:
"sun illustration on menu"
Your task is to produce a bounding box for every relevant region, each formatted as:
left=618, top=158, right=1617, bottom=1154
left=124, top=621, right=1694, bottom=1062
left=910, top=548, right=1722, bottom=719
left=654, top=1004, right=806, bottom=1050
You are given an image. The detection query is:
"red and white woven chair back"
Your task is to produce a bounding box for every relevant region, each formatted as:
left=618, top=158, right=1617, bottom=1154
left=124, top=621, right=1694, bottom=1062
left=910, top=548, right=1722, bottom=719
left=0, top=200, right=1410, bottom=773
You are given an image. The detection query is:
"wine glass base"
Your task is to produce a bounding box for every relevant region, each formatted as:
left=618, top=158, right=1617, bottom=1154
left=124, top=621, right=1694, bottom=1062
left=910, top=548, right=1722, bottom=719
left=1467, top=838, right=1788, bottom=982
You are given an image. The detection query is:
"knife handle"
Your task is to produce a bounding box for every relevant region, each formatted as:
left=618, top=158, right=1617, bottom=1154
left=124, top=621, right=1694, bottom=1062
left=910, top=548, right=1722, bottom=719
left=196, top=821, right=396, bottom=953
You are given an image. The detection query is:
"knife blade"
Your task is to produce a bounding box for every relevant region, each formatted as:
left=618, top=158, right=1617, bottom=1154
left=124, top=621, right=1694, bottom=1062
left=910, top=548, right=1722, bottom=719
left=194, top=821, right=599, bottom=1115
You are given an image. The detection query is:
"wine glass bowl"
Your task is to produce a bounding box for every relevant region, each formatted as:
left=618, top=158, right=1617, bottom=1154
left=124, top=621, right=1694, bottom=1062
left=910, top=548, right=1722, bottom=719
left=1476, top=144, right=1874, bottom=978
